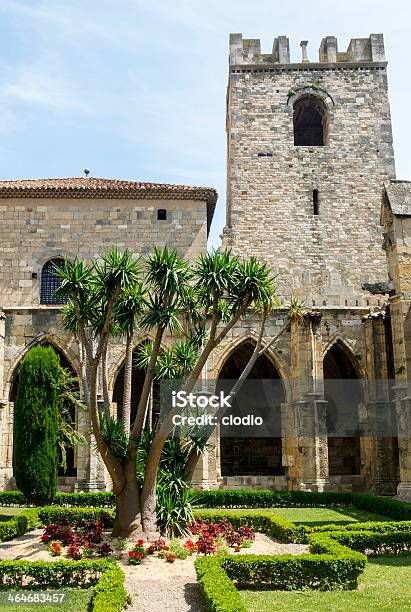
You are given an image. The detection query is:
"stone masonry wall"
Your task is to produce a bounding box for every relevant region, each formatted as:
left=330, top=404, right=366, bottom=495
left=224, top=34, right=396, bottom=306
left=0, top=196, right=207, bottom=307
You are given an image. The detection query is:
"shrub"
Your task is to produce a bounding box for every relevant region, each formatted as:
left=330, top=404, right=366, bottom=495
left=14, top=345, right=61, bottom=505
left=195, top=556, right=246, bottom=612
left=194, top=490, right=411, bottom=520
left=312, top=529, right=411, bottom=555
left=92, top=563, right=130, bottom=612
left=222, top=548, right=365, bottom=590
left=0, top=509, right=39, bottom=543
left=37, top=507, right=114, bottom=527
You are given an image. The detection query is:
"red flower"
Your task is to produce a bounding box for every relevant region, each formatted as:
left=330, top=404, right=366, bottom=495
left=137, top=539, right=144, bottom=546
left=184, top=539, right=195, bottom=549
left=129, top=551, right=135, bottom=557
left=136, top=552, right=143, bottom=560
left=166, top=552, right=176, bottom=563
left=52, top=543, right=61, bottom=552
left=163, top=545, right=170, bottom=551
left=41, top=534, right=50, bottom=543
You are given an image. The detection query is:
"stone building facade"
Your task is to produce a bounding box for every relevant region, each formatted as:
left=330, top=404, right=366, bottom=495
left=0, top=33, right=410, bottom=498
left=197, top=32, right=410, bottom=497
left=0, top=178, right=216, bottom=490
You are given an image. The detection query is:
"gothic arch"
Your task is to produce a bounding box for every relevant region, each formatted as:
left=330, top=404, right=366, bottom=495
left=323, top=337, right=364, bottom=476
left=5, top=333, right=80, bottom=401
left=216, top=336, right=286, bottom=477
left=7, top=336, right=80, bottom=478
left=211, top=332, right=291, bottom=403
left=323, top=334, right=366, bottom=380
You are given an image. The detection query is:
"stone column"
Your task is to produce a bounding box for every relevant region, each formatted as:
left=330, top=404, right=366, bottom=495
left=74, top=401, right=109, bottom=492
left=363, top=312, right=398, bottom=494
left=389, top=295, right=411, bottom=499
left=0, top=312, right=13, bottom=489
left=287, top=312, right=330, bottom=491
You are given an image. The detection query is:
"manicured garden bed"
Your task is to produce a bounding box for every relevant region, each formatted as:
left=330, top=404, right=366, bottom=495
left=0, top=490, right=410, bottom=612
left=241, top=554, right=411, bottom=612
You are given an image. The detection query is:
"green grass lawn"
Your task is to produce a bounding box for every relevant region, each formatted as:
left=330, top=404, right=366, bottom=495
left=198, top=506, right=390, bottom=525
left=0, top=588, right=94, bottom=612
left=241, top=555, right=411, bottom=612
left=0, top=507, right=28, bottom=522
left=266, top=506, right=389, bottom=525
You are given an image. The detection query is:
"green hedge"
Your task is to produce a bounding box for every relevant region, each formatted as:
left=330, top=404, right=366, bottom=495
left=195, top=557, right=246, bottom=612
left=0, top=559, right=129, bottom=612
left=0, top=509, right=39, bottom=543
left=196, top=544, right=366, bottom=611
left=223, top=551, right=365, bottom=590
left=90, top=563, right=130, bottom=612
left=37, top=507, right=115, bottom=526
left=311, top=519, right=411, bottom=534
left=0, top=491, right=116, bottom=508
left=194, top=490, right=411, bottom=519
left=1, top=489, right=410, bottom=521
left=313, top=529, right=411, bottom=555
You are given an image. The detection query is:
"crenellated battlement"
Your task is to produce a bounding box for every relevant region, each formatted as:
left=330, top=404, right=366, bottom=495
left=229, top=33, right=385, bottom=66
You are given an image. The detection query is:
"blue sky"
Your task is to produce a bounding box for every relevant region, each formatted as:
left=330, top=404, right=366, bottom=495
left=0, top=0, right=410, bottom=248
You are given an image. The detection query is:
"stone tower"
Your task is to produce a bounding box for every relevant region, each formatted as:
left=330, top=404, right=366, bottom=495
left=223, top=33, right=395, bottom=307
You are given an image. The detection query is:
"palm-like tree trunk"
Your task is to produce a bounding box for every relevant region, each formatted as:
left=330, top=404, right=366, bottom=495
left=122, top=332, right=133, bottom=432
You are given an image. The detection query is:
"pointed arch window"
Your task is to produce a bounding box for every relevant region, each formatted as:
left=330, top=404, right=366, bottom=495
left=40, top=259, right=67, bottom=305
left=293, top=95, right=328, bottom=146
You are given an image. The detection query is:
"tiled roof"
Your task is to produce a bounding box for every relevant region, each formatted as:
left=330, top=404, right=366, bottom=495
left=0, top=176, right=217, bottom=234
left=383, top=180, right=411, bottom=216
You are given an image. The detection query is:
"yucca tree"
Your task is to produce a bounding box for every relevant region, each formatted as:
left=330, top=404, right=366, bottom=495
left=56, top=246, right=300, bottom=538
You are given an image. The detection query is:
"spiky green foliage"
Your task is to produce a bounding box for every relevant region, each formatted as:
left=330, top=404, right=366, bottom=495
left=14, top=345, right=60, bottom=505
left=98, top=414, right=129, bottom=461
left=55, top=367, right=87, bottom=473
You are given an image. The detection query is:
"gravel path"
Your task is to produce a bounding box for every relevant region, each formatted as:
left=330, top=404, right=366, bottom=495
left=0, top=531, right=308, bottom=611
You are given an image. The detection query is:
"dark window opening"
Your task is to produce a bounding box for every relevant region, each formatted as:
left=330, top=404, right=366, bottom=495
left=40, top=259, right=67, bottom=305
left=157, top=209, right=167, bottom=221
left=313, top=189, right=319, bottom=215
left=293, top=95, right=327, bottom=146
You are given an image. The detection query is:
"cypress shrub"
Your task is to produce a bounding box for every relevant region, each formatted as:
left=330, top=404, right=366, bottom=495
left=14, top=345, right=60, bottom=505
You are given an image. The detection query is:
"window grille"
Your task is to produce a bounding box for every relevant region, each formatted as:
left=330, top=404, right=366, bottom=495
left=40, top=259, right=67, bottom=305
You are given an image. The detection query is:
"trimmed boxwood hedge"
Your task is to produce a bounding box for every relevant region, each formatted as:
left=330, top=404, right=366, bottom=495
left=194, top=489, right=411, bottom=519
left=0, top=559, right=129, bottom=612
left=1, top=489, right=410, bottom=520
left=0, top=509, right=39, bottom=543
left=0, top=491, right=116, bottom=508
left=195, top=538, right=366, bottom=611
left=37, top=507, right=115, bottom=526
left=195, top=510, right=411, bottom=611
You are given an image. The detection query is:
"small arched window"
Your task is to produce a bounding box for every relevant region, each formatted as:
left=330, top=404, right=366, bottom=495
left=157, top=209, right=167, bottom=221
left=293, top=95, right=328, bottom=146
left=40, top=259, right=67, bottom=305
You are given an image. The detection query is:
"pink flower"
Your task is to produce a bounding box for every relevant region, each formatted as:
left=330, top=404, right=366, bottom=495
left=136, top=552, right=143, bottom=560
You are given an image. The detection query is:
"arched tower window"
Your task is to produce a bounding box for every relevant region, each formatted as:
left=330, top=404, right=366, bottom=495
left=40, top=259, right=67, bottom=305
left=293, top=95, right=328, bottom=146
